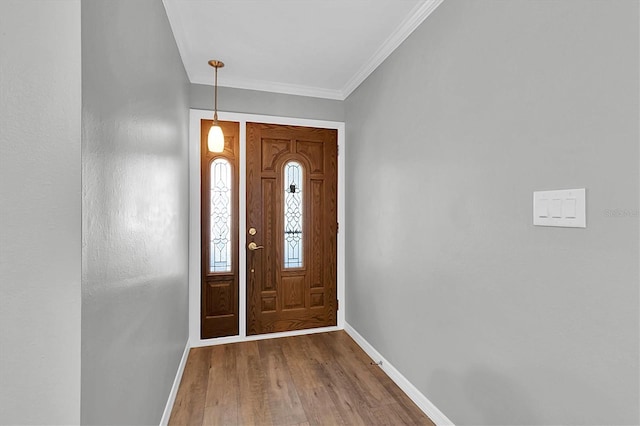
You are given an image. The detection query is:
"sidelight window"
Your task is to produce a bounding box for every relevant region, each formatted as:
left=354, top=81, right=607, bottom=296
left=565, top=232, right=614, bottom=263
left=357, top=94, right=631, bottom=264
left=284, top=161, right=303, bottom=268
left=210, top=158, right=232, bottom=272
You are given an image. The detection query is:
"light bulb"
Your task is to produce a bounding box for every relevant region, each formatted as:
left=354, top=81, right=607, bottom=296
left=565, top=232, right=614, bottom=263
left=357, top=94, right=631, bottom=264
left=208, top=125, right=224, bottom=152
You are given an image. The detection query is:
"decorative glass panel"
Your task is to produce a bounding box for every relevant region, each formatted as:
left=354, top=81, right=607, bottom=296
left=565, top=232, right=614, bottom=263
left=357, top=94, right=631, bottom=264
left=284, top=161, right=303, bottom=268
left=210, top=158, right=232, bottom=272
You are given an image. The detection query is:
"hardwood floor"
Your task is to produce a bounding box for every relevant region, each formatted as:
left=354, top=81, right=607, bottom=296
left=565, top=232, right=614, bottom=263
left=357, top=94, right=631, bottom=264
left=169, top=331, right=434, bottom=426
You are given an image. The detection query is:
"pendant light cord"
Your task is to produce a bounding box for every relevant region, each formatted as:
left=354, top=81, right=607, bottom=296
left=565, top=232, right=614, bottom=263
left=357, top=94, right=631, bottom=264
left=214, top=65, right=219, bottom=124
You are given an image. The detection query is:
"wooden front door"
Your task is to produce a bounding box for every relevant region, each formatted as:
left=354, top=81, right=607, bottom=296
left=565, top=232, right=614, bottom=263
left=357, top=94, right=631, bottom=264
left=246, top=123, right=338, bottom=335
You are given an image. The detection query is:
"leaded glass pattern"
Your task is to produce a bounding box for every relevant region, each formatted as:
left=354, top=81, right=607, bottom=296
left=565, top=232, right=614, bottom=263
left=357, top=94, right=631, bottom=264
left=210, top=158, right=232, bottom=272
left=284, top=161, right=303, bottom=268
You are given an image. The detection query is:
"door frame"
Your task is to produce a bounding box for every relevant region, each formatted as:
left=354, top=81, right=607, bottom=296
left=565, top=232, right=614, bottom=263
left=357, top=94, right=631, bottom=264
left=188, top=109, right=346, bottom=347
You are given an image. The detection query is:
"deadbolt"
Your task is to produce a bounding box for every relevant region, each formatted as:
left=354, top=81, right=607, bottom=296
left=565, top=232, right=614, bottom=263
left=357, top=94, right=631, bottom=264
left=248, top=227, right=257, bottom=236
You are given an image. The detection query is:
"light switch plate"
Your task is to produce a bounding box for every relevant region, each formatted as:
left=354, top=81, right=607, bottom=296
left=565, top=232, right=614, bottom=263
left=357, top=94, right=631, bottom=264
left=533, top=188, right=586, bottom=228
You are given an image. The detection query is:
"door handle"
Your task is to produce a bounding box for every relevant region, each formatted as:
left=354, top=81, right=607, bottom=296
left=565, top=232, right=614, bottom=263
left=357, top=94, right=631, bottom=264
left=247, top=242, right=264, bottom=251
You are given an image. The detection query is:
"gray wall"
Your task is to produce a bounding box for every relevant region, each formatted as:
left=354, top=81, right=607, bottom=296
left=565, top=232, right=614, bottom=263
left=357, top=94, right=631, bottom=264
left=0, top=1, right=82, bottom=424
left=191, top=84, right=345, bottom=122
left=344, top=1, right=639, bottom=425
left=81, top=1, right=190, bottom=424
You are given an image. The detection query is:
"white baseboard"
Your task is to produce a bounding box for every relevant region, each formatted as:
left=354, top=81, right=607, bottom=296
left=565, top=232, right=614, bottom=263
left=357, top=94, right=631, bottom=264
left=344, top=323, right=455, bottom=426
left=159, top=341, right=190, bottom=426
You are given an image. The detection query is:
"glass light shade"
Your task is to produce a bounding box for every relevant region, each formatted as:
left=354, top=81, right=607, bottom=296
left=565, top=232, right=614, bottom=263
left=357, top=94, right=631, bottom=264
left=208, top=124, right=225, bottom=152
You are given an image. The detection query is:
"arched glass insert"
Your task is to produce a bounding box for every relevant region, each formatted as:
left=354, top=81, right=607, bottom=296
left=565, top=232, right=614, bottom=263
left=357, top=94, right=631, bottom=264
left=284, top=161, right=303, bottom=268
left=210, top=158, right=232, bottom=272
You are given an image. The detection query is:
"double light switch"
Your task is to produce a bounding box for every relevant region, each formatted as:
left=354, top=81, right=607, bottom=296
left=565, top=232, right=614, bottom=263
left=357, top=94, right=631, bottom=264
left=533, top=188, right=586, bottom=228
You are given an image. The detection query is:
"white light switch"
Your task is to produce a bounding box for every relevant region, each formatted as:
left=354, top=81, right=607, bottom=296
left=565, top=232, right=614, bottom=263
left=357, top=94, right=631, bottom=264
left=562, top=198, right=577, bottom=218
left=536, top=198, right=549, bottom=218
left=533, top=188, right=586, bottom=228
left=550, top=199, right=562, bottom=218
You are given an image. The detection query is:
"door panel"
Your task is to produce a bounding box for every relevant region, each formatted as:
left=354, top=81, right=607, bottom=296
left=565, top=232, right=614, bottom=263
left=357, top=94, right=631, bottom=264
left=201, top=120, right=239, bottom=339
left=247, top=123, right=337, bottom=335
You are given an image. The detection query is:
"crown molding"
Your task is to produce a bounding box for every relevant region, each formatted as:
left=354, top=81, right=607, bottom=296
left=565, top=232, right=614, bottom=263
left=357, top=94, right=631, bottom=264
left=165, top=0, right=445, bottom=101
left=341, top=0, right=445, bottom=99
left=190, top=75, right=345, bottom=100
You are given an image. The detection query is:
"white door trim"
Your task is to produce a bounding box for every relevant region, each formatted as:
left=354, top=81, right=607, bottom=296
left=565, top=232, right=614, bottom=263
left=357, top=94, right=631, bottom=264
left=188, top=109, right=346, bottom=347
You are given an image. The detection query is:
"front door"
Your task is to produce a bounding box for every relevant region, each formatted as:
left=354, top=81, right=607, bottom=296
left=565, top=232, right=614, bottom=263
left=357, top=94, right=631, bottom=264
left=246, top=123, right=338, bottom=335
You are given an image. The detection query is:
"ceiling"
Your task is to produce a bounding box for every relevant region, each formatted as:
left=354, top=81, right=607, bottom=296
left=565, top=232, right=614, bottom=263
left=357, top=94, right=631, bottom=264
left=163, top=0, right=444, bottom=100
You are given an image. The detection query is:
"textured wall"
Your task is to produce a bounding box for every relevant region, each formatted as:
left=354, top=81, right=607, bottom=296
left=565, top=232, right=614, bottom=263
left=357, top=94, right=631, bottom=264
left=81, top=1, right=190, bottom=424
left=190, top=84, right=345, bottom=122
left=345, top=1, right=639, bottom=424
left=0, top=1, right=82, bottom=424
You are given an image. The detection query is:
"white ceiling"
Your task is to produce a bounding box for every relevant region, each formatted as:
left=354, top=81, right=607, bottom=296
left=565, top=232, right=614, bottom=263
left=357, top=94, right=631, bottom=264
left=163, top=0, right=444, bottom=100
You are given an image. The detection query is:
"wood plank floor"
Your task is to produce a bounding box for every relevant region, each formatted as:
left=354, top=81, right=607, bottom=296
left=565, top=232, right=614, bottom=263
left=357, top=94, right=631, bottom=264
left=169, top=331, right=434, bottom=426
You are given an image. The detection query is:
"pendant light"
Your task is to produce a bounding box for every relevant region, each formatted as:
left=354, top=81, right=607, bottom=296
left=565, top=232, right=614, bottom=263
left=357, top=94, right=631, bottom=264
left=207, top=59, right=225, bottom=152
